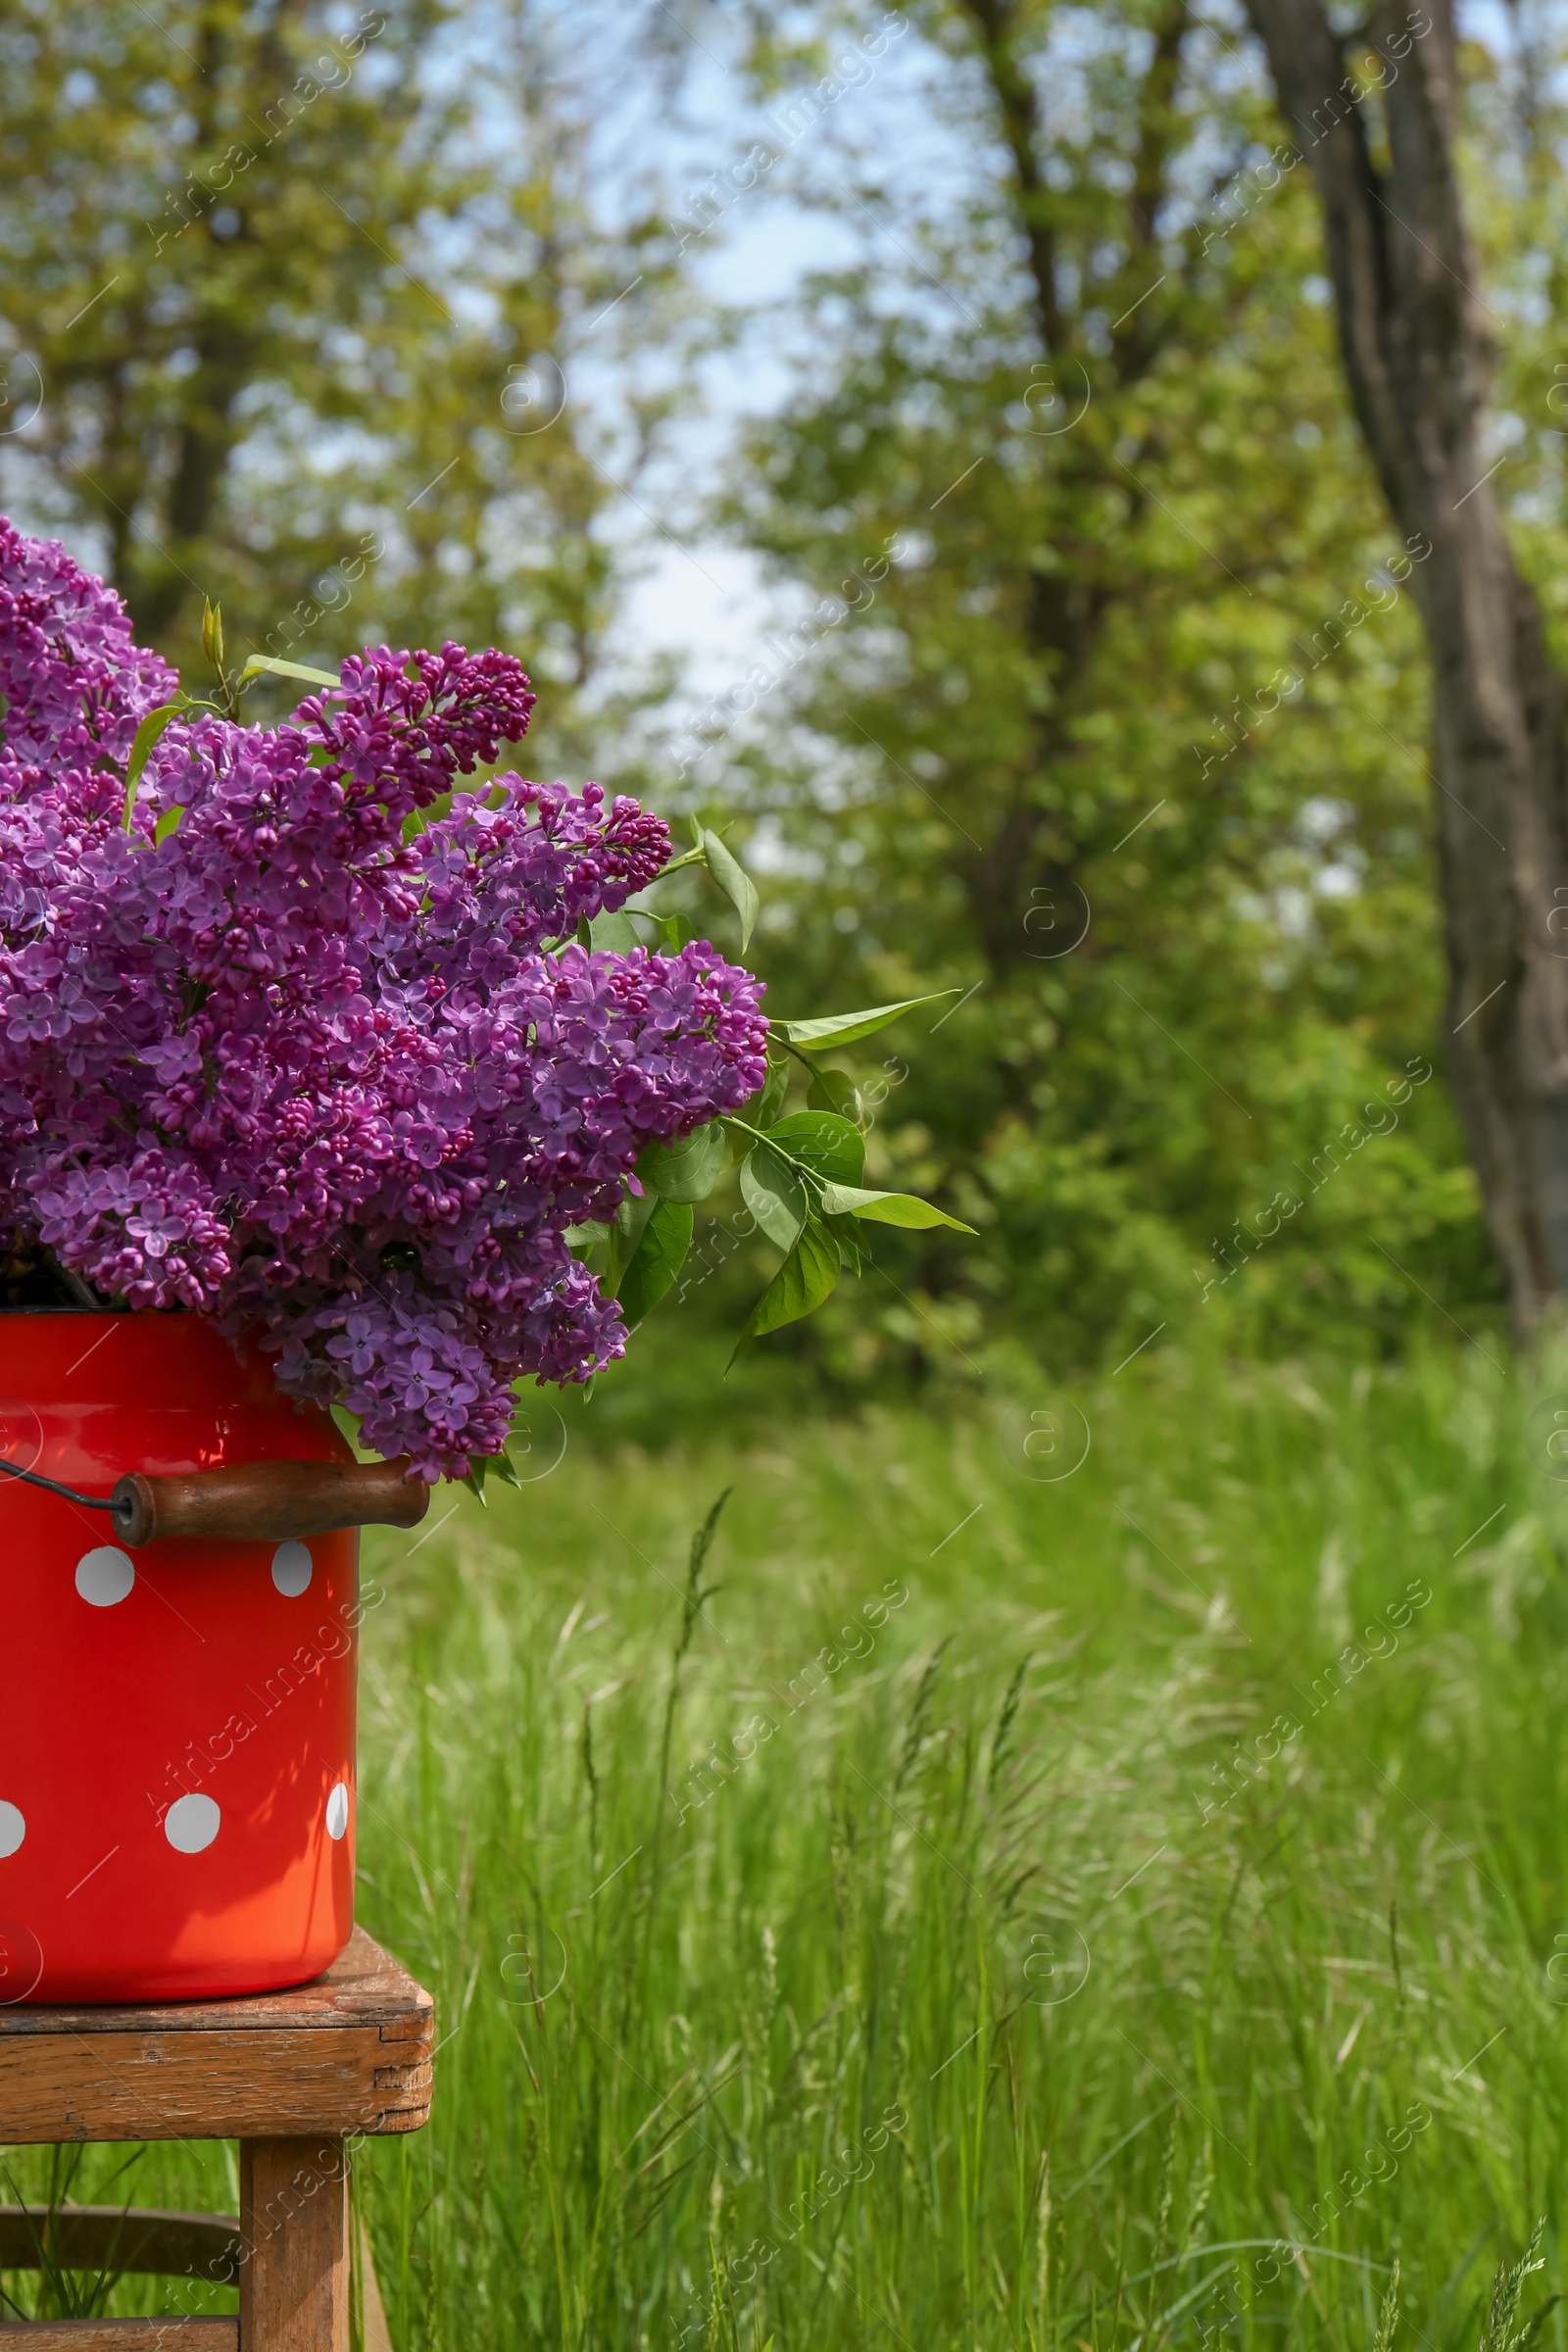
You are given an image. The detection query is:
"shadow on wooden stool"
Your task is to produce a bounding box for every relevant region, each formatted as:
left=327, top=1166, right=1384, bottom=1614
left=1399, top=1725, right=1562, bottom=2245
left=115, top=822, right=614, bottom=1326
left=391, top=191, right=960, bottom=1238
left=0, top=1931, right=433, bottom=2352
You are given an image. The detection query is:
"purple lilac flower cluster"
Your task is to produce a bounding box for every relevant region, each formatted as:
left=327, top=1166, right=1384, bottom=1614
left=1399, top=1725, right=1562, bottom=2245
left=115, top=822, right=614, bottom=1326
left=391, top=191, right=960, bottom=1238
left=0, top=521, right=768, bottom=1477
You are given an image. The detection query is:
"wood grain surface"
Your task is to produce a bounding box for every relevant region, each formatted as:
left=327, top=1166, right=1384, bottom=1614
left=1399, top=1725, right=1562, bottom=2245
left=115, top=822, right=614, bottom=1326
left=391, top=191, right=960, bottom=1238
left=238, top=2139, right=348, bottom=2352
left=111, top=1459, right=427, bottom=1548
left=0, top=1933, right=432, bottom=2143
left=0, top=2207, right=240, bottom=2277
left=0, top=2322, right=237, bottom=2348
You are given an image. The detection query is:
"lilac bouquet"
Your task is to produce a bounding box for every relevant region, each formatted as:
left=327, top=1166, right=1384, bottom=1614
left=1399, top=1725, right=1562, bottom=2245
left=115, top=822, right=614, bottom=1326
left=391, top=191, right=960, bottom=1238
left=0, top=524, right=968, bottom=1482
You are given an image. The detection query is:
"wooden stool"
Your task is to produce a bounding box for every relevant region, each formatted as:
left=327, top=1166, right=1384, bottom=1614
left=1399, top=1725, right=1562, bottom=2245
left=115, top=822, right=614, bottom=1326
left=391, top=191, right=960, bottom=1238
left=0, top=1930, right=433, bottom=2351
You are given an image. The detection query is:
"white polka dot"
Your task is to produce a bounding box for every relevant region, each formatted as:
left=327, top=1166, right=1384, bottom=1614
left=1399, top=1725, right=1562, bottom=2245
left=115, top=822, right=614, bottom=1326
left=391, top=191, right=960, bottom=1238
left=165, top=1793, right=220, bottom=1854
left=0, top=1803, right=24, bottom=1859
left=325, top=1783, right=350, bottom=1841
left=271, top=1540, right=313, bottom=1597
left=75, top=1547, right=134, bottom=1607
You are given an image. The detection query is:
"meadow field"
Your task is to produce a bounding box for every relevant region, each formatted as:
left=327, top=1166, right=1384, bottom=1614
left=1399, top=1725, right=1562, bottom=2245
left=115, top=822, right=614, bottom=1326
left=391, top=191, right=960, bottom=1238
left=10, top=1339, right=1568, bottom=2350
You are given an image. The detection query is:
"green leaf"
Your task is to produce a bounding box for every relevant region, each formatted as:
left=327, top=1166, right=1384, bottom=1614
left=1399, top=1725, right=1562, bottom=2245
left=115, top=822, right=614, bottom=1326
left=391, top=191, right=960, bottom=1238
left=823, top=1210, right=865, bottom=1276
left=616, top=1196, right=694, bottom=1330
left=463, top=1456, right=490, bottom=1507
left=807, top=1064, right=862, bottom=1124
left=329, top=1403, right=364, bottom=1453
left=153, top=803, right=185, bottom=845
left=742, top=1059, right=790, bottom=1128
left=641, top=1120, right=728, bottom=1203
left=654, top=910, right=695, bottom=955
left=770, top=994, right=957, bottom=1051
left=739, top=1142, right=807, bottom=1252
left=607, top=1186, right=656, bottom=1288
left=761, top=1110, right=865, bottom=1189
left=489, top=1441, right=522, bottom=1491
left=703, top=827, right=760, bottom=952
left=817, top=1182, right=977, bottom=1233
left=588, top=910, right=640, bottom=954
left=122, top=702, right=184, bottom=831
left=729, top=1216, right=840, bottom=1367
left=238, top=654, right=342, bottom=690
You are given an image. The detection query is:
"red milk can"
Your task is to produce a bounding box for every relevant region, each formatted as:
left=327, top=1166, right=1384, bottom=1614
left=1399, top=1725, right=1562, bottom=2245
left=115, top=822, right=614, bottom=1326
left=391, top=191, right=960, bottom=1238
left=0, top=1312, right=368, bottom=2004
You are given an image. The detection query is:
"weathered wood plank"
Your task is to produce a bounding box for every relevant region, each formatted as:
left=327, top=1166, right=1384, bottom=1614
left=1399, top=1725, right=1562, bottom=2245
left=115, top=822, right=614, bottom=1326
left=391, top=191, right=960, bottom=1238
left=0, top=2323, right=237, bottom=2348
left=0, top=1935, right=428, bottom=2038
left=238, top=2139, right=347, bottom=2352
left=0, top=1935, right=433, bottom=2144
left=0, top=2034, right=430, bottom=2144
left=0, top=2208, right=240, bottom=2277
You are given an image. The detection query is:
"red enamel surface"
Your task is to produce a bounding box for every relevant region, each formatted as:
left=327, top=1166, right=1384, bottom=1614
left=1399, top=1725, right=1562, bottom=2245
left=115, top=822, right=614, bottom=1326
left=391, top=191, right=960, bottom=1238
left=0, top=1313, right=357, bottom=2004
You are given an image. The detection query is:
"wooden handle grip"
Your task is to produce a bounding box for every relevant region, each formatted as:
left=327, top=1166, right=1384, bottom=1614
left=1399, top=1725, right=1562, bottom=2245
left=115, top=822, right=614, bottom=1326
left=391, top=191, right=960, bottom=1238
left=108, top=1458, right=430, bottom=1548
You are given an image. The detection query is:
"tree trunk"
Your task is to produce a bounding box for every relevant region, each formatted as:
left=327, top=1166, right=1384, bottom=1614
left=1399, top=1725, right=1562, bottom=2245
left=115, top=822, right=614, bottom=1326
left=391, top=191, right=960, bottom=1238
left=1246, top=0, right=1568, bottom=1334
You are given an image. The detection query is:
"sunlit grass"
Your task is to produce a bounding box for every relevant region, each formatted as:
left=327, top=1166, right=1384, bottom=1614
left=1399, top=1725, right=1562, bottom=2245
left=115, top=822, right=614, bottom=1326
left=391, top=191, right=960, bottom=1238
left=9, top=1339, right=1568, bottom=2348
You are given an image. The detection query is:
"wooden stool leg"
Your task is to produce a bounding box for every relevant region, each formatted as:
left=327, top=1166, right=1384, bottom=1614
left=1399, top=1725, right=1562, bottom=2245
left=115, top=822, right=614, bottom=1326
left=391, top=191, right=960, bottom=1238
left=356, top=2213, right=396, bottom=2352
left=238, top=2137, right=350, bottom=2352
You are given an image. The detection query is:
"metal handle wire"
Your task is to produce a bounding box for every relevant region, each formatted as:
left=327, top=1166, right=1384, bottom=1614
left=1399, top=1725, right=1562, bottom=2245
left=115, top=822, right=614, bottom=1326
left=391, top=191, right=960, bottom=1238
left=0, top=1455, right=115, bottom=1510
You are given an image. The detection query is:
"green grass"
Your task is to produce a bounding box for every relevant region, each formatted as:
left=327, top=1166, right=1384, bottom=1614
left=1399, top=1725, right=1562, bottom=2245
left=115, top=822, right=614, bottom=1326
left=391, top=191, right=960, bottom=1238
left=10, top=1339, right=1568, bottom=2349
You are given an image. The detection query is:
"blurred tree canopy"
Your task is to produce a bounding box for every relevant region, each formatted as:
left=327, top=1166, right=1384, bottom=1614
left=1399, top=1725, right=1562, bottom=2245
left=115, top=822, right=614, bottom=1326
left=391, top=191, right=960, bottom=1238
left=2, top=0, right=1562, bottom=1391
left=0, top=0, right=684, bottom=773
left=662, top=0, right=1567, bottom=1383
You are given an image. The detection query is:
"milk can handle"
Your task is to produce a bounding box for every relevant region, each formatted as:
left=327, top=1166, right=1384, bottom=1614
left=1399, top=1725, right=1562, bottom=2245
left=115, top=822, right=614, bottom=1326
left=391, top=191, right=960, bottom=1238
left=109, top=1457, right=430, bottom=1548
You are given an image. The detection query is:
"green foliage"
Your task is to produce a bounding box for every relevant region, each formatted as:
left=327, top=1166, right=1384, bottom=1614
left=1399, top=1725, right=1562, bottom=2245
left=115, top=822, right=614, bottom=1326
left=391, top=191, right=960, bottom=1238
left=817, top=1181, right=975, bottom=1232
left=730, top=1213, right=840, bottom=1359
left=638, top=1122, right=730, bottom=1206
left=702, top=826, right=760, bottom=953
left=459, top=1439, right=521, bottom=1507
left=753, top=1110, right=863, bottom=1189
left=769, top=996, right=957, bottom=1051
left=120, top=705, right=183, bottom=830
left=691, top=0, right=1536, bottom=1373
left=739, top=1141, right=808, bottom=1250
left=615, top=1197, right=695, bottom=1332
left=805, top=1064, right=860, bottom=1121
left=561, top=826, right=976, bottom=1383
left=0, top=0, right=684, bottom=777
left=239, top=656, right=341, bottom=693
left=586, top=910, right=641, bottom=955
